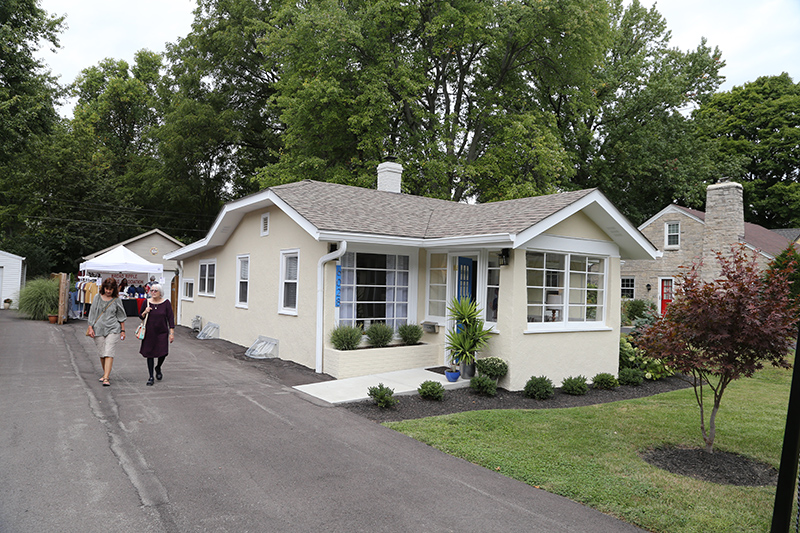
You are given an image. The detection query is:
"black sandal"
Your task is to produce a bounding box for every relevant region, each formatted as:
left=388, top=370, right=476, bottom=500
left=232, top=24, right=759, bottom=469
left=146, top=377, right=154, bottom=386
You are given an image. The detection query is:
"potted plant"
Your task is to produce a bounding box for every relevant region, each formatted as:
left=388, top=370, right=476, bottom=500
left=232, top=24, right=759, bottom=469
left=444, top=356, right=461, bottom=382
left=445, top=297, right=493, bottom=378
left=47, top=308, right=58, bottom=324
left=3, top=298, right=11, bottom=310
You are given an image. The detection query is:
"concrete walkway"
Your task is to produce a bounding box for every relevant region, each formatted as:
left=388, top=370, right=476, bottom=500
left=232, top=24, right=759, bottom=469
left=294, top=367, right=470, bottom=404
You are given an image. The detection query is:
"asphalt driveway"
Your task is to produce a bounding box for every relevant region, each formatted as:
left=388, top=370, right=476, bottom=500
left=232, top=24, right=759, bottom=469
left=0, top=310, right=643, bottom=532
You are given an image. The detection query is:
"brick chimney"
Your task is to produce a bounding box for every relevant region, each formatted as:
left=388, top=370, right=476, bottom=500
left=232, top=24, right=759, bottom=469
left=377, top=160, right=402, bottom=194
left=701, top=180, right=744, bottom=280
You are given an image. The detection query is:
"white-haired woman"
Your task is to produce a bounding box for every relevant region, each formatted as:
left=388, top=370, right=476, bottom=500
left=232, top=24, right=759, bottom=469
left=138, top=283, right=175, bottom=386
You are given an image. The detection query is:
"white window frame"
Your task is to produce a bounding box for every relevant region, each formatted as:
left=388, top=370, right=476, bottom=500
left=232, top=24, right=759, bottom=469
left=279, top=249, right=299, bottom=315
left=665, top=222, right=680, bottom=249
left=182, top=278, right=195, bottom=301
left=524, top=249, right=609, bottom=333
left=485, top=251, right=501, bottom=324
left=236, top=255, right=250, bottom=308
left=426, top=252, right=448, bottom=323
left=198, top=259, right=216, bottom=297
left=621, top=276, right=635, bottom=300
left=260, top=212, right=270, bottom=237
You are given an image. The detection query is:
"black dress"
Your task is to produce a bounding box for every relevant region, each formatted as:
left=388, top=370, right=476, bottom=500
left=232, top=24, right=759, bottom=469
left=139, top=299, right=175, bottom=358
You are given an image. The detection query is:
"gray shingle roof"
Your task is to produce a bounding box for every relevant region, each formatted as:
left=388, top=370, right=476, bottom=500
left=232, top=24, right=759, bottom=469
left=270, top=180, right=596, bottom=239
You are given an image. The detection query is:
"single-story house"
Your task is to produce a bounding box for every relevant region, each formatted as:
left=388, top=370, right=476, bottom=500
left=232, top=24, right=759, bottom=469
left=620, top=180, right=794, bottom=315
left=83, top=229, right=185, bottom=301
left=0, top=249, right=26, bottom=309
left=165, top=162, right=658, bottom=390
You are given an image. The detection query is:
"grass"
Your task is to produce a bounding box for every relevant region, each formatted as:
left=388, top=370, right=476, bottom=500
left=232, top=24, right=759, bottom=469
left=386, top=362, right=794, bottom=532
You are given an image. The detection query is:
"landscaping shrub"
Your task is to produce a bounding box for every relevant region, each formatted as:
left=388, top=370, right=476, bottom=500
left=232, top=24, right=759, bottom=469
left=367, top=383, right=399, bottom=408
left=398, top=323, right=424, bottom=345
left=365, top=322, right=394, bottom=347
left=330, top=324, right=363, bottom=350
left=619, top=367, right=644, bottom=386
left=592, top=372, right=619, bottom=390
left=475, top=357, right=508, bottom=380
left=18, top=277, right=60, bottom=321
left=523, top=376, right=554, bottom=400
left=561, top=375, right=588, bottom=396
left=622, top=298, right=657, bottom=325
left=620, top=335, right=673, bottom=380
left=470, top=375, right=497, bottom=396
left=417, top=380, right=445, bottom=401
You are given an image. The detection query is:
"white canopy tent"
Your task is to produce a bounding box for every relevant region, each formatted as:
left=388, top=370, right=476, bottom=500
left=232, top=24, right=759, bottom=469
left=80, top=245, right=163, bottom=275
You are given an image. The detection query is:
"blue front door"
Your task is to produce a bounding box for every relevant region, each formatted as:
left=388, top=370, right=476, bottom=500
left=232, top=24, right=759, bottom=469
left=457, top=257, right=473, bottom=302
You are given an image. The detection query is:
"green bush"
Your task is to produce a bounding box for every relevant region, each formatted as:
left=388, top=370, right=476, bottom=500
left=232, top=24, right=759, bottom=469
left=18, top=277, right=60, bottom=321
left=622, top=298, right=657, bottom=325
left=417, top=380, right=445, bottom=401
left=523, top=376, right=554, bottom=400
left=470, top=375, right=497, bottom=396
left=330, top=324, right=363, bottom=350
left=619, top=335, right=673, bottom=380
left=475, top=357, right=508, bottom=380
left=561, top=375, right=588, bottom=396
left=367, top=383, right=399, bottom=408
left=619, top=367, right=644, bottom=386
left=398, top=323, right=424, bottom=345
left=592, top=372, right=619, bottom=390
left=365, top=322, right=394, bottom=347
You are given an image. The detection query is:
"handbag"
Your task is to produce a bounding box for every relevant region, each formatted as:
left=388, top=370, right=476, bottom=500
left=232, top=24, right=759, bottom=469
left=135, top=314, right=148, bottom=340
left=135, top=301, right=150, bottom=340
left=86, top=297, right=116, bottom=336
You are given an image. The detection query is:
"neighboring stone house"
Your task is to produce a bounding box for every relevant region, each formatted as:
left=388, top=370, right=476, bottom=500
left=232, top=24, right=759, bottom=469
left=165, top=162, right=658, bottom=391
left=620, top=181, right=793, bottom=314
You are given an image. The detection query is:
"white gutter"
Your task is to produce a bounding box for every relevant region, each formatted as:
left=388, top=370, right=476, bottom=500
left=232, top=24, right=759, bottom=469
left=316, top=241, right=347, bottom=373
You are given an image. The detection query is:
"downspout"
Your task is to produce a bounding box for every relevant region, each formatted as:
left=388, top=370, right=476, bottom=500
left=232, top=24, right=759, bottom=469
left=176, top=260, right=184, bottom=324
left=316, top=241, right=347, bottom=373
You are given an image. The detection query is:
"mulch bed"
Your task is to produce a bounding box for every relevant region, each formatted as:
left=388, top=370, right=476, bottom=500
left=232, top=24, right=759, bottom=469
left=343, top=374, right=778, bottom=486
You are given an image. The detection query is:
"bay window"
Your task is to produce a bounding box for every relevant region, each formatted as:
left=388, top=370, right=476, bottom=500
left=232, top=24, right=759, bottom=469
left=526, top=251, right=605, bottom=325
left=339, top=252, right=409, bottom=330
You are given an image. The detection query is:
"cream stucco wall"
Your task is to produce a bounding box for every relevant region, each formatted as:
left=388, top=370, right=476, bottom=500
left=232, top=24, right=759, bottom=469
left=178, top=208, right=327, bottom=371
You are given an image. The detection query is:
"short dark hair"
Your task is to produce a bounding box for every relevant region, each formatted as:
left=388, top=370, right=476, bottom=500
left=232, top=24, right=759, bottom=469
left=101, top=277, right=119, bottom=298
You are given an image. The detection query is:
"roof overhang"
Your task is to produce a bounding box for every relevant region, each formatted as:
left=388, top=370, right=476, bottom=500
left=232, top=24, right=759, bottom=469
left=513, top=190, right=659, bottom=260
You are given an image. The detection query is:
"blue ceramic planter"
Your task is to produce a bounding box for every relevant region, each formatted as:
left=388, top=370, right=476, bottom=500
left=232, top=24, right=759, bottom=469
left=445, top=370, right=460, bottom=382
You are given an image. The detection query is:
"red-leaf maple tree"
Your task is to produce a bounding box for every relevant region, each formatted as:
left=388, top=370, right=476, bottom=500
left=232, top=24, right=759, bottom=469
left=638, top=245, right=797, bottom=453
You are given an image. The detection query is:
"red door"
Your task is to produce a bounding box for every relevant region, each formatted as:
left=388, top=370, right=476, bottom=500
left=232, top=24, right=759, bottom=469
left=660, top=279, right=673, bottom=315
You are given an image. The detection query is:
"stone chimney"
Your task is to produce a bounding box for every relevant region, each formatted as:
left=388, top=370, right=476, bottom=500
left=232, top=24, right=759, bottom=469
left=701, top=180, right=745, bottom=280
left=377, top=160, right=403, bottom=194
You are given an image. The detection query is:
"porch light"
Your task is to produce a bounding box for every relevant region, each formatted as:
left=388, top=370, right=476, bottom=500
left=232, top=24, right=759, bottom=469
left=499, top=248, right=510, bottom=266
left=646, top=283, right=652, bottom=292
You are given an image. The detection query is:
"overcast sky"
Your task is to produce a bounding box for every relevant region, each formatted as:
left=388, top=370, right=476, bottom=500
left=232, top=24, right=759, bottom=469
left=35, top=0, right=800, bottom=114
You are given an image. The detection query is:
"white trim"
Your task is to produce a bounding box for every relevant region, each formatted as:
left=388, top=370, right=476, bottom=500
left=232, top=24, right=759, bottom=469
left=621, top=276, right=635, bottom=300
left=279, top=249, right=299, bottom=315
left=235, top=254, right=250, bottom=308
left=198, top=259, right=216, bottom=297
left=526, top=234, right=620, bottom=257
left=181, top=278, right=195, bottom=302
left=657, top=277, right=675, bottom=316
left=639, top=204, right=704, bottom=231
left=664, top=221, right=680, bottom=249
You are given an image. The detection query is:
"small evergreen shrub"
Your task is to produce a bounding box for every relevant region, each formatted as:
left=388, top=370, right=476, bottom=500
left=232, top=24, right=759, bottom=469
left=368, top=383, right=399, bottom=408
left=18, top=277, right=60, bottom=321
left=475, top=357, right=508, bottom=380
left=523, top=376, right=554, bottom=400
left=330, top=324, right=363, bottom=350
left=561, top=375, right=588, bottom=396
left=398, top=323, right=424, bottom=345
left=417, top=380, right=445, bottom=401
left=470, top=375, right=497, bottom=396
left=365, top=322, right=394, bottom=347
left=619, top=367, right=644, bottom=386
left=592, top=372, right=619, bottom=390
left=622, top=298, right=657, bottom=325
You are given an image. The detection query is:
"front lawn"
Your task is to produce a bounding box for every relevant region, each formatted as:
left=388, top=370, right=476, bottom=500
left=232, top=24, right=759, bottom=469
left=386, top=363, right=793, bottom=532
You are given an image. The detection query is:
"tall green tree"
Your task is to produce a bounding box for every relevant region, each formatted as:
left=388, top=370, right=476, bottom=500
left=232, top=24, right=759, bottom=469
left=694, top=73, right=800, bottom=228
left=160, top=0, right=282, bottom=215
left=539, top=0, right=727, bottom=224
left=258, top=0, right=606, bottom=201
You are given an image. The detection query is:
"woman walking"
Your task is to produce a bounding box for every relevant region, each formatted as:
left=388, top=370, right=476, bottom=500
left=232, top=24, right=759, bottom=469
left=138, top=283, right=175, bottom=386
left=86, top=278, right=127, bottom=386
